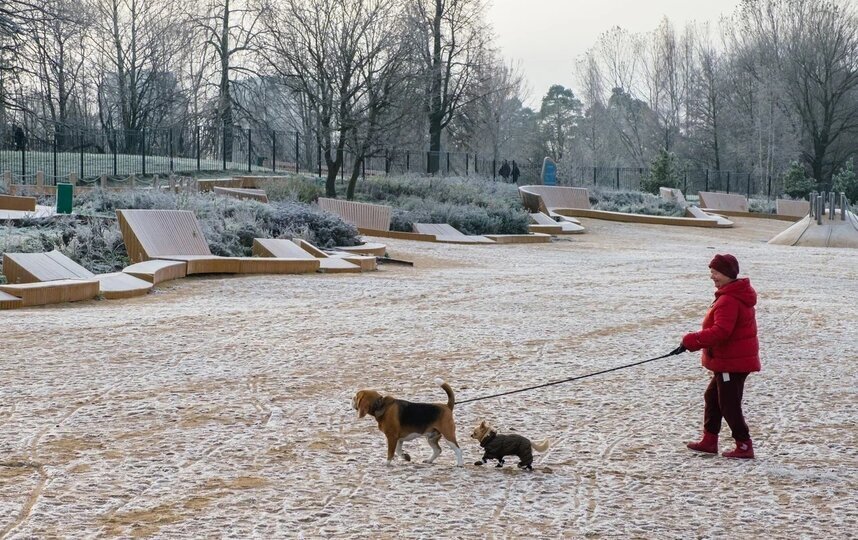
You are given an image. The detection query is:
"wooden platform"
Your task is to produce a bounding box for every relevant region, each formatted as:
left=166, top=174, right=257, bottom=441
left=0, top=279, right=99, bottom=307
left=197, top=178, right=244, bottom=192
left=412, top=223, right=496, bottom=244
left=0, top=194, right=36, bottom=211
left=292, top=239, right=371, bottom=272
left=122, top=260, right=188, bottom=284
left=253, top=238, right=363, bottom=273
left=553, top=208, right=733, bottom=228
left=484, top=233, right=551, bottom=244
left=529, top=212, right=585, bottom=234
left=153, top=255, right=243, bottom=275
left=317, top=198, right=392, bottom=232
left=698, top=192, right=749, bottom=212
left=335, top=242, right=387, bottom=257
left=213, top=186, right=269, bottom=203
left=0, top=290, right=23, bottom=310
left=684, top=206, right=735, bottom=227
left=3, top=251, right=95, bottom=284
left=236, top=257, right=320, bottom=274
left=97, top=273, right=154, bottom=299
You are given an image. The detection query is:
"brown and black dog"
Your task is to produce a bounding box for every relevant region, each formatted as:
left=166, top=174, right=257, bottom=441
left=471, top=420, right=549, bottom=471
left=352, top=379, right=464, bottom=467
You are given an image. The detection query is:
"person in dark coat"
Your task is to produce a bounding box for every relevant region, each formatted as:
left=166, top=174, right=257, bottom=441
left=511, top=160, right=521, bottom=184
left=13, top=125, right=27, bottom=151
left=680, top=254, right=760, bottom=459
left=498, top=159, right=511, bottom=181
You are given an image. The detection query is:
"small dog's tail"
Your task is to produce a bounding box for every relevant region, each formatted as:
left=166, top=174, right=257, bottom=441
left=435, top=378, right=455, bottom=410
left=531, top=439, right=550, bottom=453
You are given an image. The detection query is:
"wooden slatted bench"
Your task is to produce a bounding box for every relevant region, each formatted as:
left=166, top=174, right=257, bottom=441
left=0, top=279, right=99, bottom=307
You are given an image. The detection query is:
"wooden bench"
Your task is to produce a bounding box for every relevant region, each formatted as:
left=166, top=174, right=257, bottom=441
left=252, top=238, right=363, bottom=273
left=0, top=194, right=37, bottom=211
left=317, top=198, right=392, bottom=233
left=0, top=279, right=99, bottom=307
left=122, top=260, right=188, bottom=284
left=412, top=223, right=495, bottom=244
left=213, top=186, right=269, bottom=203
left=698, top=191, right=749, bottom=212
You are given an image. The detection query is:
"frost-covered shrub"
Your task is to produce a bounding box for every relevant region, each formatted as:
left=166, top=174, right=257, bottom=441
left=0, top=217, right=129, bottom=274
left=783, top=161, right=816, bottom=199
left=354, top=175, right=528, bottom=234
left=260, top=176, right=325, bottom=204
left=642, top=149, right=681, bottom=194
left=749, top=198, right=775, bottom=214
left=590, top=187, right=685, bottom=217
left=832, top=158, right=858, bottom=203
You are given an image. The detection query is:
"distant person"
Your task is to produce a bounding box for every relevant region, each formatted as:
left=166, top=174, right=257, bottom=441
left=498, top=159, right=511, bottom=182
left=13, top=124, right=27, bottom=151
left=511, top=160, right=520, bottom=184
left=679, top=254, right=760, bottom=459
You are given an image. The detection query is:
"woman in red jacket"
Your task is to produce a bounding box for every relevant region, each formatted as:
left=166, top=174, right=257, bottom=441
left=682, top=254, right=760, bottom=459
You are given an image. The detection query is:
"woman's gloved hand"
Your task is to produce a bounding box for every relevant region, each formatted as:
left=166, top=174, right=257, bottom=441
left=669, top=345, right=687, bottom=356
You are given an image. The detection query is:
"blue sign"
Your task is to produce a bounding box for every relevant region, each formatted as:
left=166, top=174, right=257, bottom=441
left=541, top=157, right=557, bottom=186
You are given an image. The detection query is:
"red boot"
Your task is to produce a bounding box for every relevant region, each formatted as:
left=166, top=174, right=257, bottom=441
left=722, top=439, right=754, bottom=459
left=686, top=432, right=718, bottom=454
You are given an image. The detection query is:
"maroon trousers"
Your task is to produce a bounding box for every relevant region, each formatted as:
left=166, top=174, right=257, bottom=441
left=703, top=372, right=750, bottom=441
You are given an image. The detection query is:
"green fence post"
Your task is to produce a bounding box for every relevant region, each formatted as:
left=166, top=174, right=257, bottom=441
left=56, top=183, right=73, bottom=214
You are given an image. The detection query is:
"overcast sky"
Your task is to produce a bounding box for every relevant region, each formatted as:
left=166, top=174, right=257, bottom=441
left=487, top=0, right=741, bottom=107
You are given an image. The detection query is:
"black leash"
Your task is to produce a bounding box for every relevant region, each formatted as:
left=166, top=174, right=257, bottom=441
left=457, top=347, right=685, bottom=405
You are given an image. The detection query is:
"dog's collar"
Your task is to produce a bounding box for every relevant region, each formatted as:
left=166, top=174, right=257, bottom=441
left=479, top=430, right=497, bottom=447
left=368, top=397, right=389, bottom=419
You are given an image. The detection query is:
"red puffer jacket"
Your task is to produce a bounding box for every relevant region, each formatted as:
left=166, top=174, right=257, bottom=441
left=682, top=278, right=761, bottom=373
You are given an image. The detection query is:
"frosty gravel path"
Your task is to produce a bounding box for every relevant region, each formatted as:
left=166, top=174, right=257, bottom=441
left=1, top=217, right=856, bottom=538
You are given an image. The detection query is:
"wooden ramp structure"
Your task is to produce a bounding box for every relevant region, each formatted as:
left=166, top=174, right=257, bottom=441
left=0, top=194, right=36, bottom=211
left=520, top=186, right=733, bottom=228
left=2, top=250, right=154, bottom=302
left=769, top=193, right=858, bottom=248
left=529, top=212, right=585, bottom=234
left=116, top=209, right=318, bottom=275
left=412, top=223, right=496, bottom=244
left=252, top=238, right=376, bottom=273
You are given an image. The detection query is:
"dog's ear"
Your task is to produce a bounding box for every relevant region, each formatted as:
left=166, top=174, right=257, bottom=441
left=480, top=420, right=487, bottom=428
left=355, top=392, right=371, bottom=418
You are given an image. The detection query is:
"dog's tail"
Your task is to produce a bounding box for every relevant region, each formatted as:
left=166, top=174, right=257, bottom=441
left=435, top=378, right=455, bottom=410
left=531, top=439, right=550, bottom=453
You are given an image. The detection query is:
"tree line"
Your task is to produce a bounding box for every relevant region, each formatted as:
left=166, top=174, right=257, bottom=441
left=0, top=0, right=855, bottom=198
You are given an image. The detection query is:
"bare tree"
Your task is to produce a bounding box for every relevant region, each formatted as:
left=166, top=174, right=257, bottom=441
left=410, top=0, right=487, bottom=173
left=89, top=0, right=186, bottom=151
left=192, top=0, right=264, bottom=162
left=261, top=0, right=402, bottom=197
left=737, top=0, right=858, bottom=184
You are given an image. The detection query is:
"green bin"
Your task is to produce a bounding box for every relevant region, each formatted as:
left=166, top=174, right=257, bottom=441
left=56, top=183, right=74, bottom=214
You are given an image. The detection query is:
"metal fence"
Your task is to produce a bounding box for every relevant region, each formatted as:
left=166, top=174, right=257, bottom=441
left=526, top=164, right=786, bottom=199
left=0, top=123, right=514, bottom=183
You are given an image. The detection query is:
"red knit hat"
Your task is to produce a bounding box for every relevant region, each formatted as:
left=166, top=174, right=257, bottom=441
left=709, top=254, right=739, bottom=279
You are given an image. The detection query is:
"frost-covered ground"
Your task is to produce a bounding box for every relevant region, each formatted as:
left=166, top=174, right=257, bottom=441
left=1, top=217, right=856, bottom=538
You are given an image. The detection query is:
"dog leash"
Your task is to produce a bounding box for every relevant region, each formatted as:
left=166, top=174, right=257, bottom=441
left=456, top=348, right=685, bottom=405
